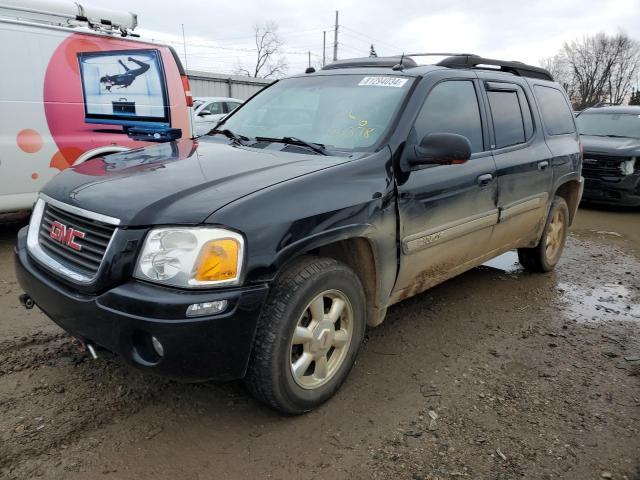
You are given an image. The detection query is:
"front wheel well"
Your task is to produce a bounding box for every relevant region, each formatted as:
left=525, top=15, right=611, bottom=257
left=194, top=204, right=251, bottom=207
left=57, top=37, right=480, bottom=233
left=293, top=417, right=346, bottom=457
left=307, top=237, right=385, bottom=327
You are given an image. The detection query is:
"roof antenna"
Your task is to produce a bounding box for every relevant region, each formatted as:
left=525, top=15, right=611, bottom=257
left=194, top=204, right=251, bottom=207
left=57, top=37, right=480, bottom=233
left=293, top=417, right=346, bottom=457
left=392, top=52, right=405, bottom=71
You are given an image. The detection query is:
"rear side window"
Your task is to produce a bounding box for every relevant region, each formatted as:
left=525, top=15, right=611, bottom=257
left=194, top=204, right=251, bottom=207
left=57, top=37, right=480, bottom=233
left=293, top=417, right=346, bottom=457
left=534, top=86, right=575, bottom=135
left=487, top=90, right=525, bottom=148
left=415, top=80, right=484, bottom=153
left=486, top=83, right=535, bottom=149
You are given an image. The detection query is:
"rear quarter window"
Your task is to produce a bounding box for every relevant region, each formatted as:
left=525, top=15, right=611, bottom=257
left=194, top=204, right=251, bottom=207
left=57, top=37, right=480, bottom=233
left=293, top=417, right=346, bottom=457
left=534, top=85, right=575, bottom=136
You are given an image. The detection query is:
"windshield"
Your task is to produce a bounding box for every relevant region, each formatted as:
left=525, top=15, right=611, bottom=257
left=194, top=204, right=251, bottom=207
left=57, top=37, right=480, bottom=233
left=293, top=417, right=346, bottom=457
left=576, top=113, right=640, bottom=139
left=219, top=74, right=413, bottom=150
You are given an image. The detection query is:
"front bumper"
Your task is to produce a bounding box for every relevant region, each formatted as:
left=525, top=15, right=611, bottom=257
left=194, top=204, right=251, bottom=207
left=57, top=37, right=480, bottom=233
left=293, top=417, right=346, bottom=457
left=582, top=174, right=640, bottom=207
left=14, top=227, right=269, bottom=381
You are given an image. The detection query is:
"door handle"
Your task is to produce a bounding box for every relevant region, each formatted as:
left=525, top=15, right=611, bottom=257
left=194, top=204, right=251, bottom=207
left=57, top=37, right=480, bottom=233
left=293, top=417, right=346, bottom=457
left=477, top=173, right=494, bottom=187
left=538, top=160, right=550, bottom=171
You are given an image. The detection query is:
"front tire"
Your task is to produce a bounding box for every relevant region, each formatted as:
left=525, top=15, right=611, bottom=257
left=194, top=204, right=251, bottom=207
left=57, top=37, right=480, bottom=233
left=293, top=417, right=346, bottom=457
left=518, top=196, right=569, bottom=272
left=244, top=256, right=366, bottom=414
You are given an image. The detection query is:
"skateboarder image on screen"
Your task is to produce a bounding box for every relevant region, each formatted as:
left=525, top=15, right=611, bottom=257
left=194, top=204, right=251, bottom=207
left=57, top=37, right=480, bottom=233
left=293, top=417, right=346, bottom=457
left=100, top=57, right=150, bottom=91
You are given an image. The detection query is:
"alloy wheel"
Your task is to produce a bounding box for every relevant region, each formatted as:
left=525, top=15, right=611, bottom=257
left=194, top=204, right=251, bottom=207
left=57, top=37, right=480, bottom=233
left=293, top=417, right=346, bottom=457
left=545, top=209, right=565, bottom=261
left=289, top=289, right=354, bottom=389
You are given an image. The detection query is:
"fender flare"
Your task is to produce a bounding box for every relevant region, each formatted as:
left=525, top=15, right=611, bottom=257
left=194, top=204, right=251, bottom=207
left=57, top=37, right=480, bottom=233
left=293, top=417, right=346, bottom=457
left=551, top=173, right=584, bottom=225
left=270, top=223, right=375, bottom=274
left=264, top=223, right=389, bottom=327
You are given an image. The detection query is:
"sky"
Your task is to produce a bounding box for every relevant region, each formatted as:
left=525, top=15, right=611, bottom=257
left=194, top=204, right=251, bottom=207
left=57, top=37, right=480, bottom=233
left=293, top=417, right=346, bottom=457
left=99, top=0, right=640, bottom=76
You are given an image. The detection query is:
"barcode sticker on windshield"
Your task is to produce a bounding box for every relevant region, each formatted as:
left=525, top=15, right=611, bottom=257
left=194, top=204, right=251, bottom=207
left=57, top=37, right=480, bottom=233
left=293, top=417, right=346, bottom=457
left=358, top=76, right=408, bottom=88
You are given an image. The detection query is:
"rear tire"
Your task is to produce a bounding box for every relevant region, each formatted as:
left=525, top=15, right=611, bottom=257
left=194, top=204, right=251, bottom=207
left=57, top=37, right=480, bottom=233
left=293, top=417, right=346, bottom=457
left=518, top=196, right=569, bottom=272
left=244, top=255, right=366, bottom=415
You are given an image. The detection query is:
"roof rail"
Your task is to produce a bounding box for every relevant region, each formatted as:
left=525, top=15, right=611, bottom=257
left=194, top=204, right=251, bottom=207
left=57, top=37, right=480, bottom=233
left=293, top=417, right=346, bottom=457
left=405, top=52, right=476, bottom=58
left=435, top=54, right=553, bottom=81
left=322, top=56, right=417, bottom=70
left=0, top=0, right=138, bottom=35
left=321, top=53, right=554, bottom=81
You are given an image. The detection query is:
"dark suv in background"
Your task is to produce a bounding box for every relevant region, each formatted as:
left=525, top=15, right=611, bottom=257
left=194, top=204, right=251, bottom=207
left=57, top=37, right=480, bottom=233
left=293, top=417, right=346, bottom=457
left=576, top=105, right=640, bottom=206
left=15, top=54, right=582, bottom=414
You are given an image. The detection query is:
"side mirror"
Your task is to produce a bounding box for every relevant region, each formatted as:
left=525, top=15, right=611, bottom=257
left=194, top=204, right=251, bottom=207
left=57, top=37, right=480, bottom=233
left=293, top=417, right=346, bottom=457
left=198, top=111, right=212, bottom=117
left=408, top=133, right=472, bottom=166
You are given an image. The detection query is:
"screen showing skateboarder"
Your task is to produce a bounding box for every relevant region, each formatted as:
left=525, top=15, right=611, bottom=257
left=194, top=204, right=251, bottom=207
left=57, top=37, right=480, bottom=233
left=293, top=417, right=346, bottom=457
left=100, top=57, right=151, bottom=91
left=78, top=49, right=170, bottom=126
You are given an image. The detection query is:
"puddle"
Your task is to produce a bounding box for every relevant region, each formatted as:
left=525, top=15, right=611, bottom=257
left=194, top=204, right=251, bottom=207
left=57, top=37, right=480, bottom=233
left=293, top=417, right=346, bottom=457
left=481, top=251, right=523, bottom=274
left=558, top=281, right=640, bottom=323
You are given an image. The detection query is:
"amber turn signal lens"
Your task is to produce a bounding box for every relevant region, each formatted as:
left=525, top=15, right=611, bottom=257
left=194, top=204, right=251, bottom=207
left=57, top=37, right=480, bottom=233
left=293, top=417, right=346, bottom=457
left=194, top=239, right=240, bottom=282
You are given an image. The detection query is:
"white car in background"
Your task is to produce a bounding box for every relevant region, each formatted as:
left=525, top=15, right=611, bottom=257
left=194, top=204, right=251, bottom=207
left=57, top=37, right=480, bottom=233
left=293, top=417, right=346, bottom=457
left=192, top=97, right=243, bottom=136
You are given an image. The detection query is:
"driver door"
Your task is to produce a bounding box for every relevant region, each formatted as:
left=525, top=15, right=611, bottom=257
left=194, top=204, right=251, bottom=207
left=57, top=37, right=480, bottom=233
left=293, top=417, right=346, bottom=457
left=391, top=76, right=498, bottom=303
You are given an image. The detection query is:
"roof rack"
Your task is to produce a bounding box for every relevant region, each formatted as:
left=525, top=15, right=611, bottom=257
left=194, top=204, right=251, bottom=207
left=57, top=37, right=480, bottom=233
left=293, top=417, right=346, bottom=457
left=0, top=0, right=138, bottom=36
left=321, top=53, right=554, bottom=82
left=322, top=56, right=418, bottom=70
left=433, top=54, right=553, bottom=81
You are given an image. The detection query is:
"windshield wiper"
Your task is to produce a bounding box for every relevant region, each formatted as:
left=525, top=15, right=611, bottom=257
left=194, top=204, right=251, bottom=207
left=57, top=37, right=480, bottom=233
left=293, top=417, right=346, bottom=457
left=209, top=129, right=249, bottom=145
left=256, top=136, right=329, bottom=156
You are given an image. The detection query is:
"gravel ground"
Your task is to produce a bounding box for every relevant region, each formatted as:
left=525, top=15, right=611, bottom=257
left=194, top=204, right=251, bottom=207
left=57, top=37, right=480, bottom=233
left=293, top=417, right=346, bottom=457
left=0, top=204, right=638, bottom=480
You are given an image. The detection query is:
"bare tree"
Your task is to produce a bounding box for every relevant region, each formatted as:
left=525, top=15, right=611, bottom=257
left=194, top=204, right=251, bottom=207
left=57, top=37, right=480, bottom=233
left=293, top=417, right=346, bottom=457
left=607, top=36, right=640, bottom=105
left=541, top=53, right=576, bottom=100
left=542, top=32, right=640, bottom=109
left=236, top=22, right=287, bottom=79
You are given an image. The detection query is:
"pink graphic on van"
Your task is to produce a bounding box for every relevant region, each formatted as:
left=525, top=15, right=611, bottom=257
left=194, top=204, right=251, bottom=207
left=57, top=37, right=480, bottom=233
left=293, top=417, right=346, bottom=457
left=42, top=34, right=190, bottom=172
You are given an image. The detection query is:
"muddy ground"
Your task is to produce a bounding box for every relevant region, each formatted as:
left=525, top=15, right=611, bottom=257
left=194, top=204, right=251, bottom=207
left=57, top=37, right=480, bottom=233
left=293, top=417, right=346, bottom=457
left=0, top=205, right=638, bottom=480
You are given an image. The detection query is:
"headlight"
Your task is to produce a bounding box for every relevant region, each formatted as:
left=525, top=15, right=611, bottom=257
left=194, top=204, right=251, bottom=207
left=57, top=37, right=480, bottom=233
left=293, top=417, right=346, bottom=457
left=134, top=227, right=244, bottom=288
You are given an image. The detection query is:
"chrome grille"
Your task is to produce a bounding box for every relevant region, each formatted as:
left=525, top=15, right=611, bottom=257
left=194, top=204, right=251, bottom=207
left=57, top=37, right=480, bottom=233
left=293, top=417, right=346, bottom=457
left=39, top=204, right=115, bottom=275
left=27, top=196, right=120, bottom=283
left=582, top=154, right=629, bottom=180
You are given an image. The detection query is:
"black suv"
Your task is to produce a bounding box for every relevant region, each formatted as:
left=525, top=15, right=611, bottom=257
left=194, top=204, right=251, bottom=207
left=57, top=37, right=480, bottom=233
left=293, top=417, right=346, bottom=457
left=15, top=54, right=583, bottom=414
left=576, top=105, right=640, bottom=206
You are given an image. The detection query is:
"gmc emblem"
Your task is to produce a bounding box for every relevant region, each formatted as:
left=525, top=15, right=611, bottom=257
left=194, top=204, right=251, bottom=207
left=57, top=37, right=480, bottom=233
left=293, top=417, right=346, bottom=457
left=49, top=221, right=85, bottom=251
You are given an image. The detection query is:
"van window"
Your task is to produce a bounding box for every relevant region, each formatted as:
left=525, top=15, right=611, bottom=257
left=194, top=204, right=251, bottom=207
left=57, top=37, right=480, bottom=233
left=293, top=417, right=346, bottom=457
left=415, top=81, right=484, bottom=153
left=487, top=90, right=525, bottom=148
left=534, top=86, right=575, bottom=135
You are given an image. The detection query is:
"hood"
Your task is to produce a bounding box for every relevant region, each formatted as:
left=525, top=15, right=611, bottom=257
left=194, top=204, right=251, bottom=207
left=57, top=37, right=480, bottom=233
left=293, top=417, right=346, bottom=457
left=41, top=138, right=351, bottom=226
left=580, top=135, right=640, bottom=157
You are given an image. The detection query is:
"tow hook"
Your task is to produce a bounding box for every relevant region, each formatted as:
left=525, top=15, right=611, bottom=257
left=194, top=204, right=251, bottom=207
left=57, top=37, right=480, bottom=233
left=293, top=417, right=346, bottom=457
left=19, top=294, right=34, bottom=309
left=86, top=344, right=99, bottom=360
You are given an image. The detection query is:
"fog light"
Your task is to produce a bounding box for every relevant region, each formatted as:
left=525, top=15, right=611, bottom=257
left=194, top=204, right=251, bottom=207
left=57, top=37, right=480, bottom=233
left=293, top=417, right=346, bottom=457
left=186, top=300, right=228, bottom=317
left=151, top=336, right=165, bottom=357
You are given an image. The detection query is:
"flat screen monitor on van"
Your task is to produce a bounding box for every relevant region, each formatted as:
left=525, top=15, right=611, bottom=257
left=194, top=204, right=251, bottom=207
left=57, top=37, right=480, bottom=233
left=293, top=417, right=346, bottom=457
left=77, top=49, right=170, bottom=128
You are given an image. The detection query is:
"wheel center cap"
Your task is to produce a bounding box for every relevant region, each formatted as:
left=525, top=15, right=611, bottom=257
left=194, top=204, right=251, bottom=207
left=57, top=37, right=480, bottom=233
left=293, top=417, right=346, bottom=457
left=311, top=321, right=334, bottom=353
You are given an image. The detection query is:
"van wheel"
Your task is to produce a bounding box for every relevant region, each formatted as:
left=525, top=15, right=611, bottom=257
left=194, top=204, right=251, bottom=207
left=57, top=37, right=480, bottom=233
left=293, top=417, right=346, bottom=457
left=518, top=196, right=569, bottom=272
left=244, top=256, right=366, bottom=415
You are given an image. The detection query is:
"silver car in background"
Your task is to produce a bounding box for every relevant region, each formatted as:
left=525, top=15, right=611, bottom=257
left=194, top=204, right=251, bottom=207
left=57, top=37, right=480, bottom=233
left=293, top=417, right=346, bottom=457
left=192, top=97, right=243, bottom=136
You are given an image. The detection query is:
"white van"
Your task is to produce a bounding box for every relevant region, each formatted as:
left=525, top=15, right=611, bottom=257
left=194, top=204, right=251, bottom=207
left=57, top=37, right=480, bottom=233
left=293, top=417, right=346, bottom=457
left=0, top=0, right=194, bottom=213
